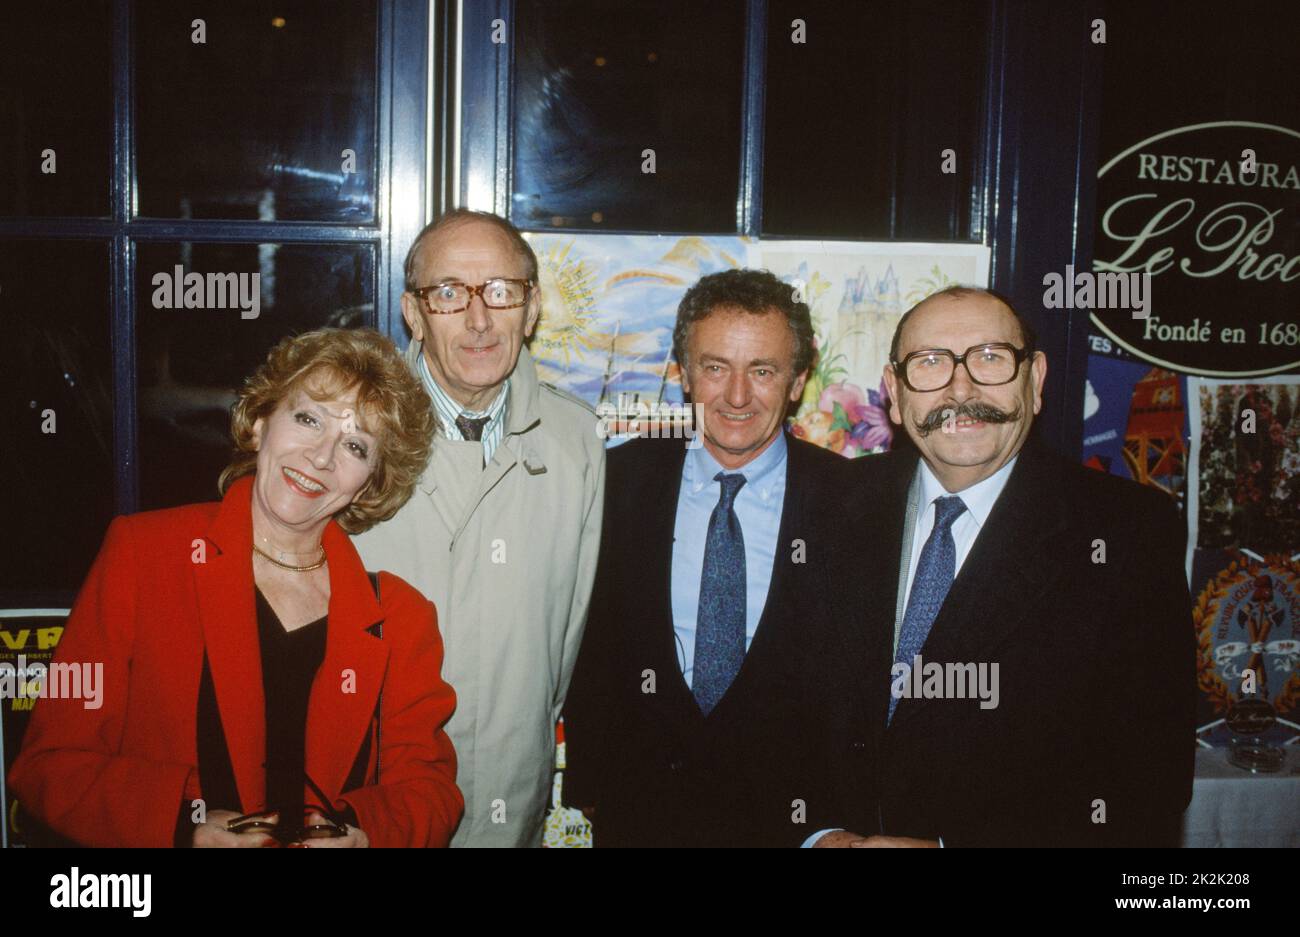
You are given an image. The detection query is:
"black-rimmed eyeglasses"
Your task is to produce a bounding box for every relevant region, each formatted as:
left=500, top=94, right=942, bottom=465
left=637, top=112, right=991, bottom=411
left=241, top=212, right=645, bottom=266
left=893, top=342, right=1032, bottom=393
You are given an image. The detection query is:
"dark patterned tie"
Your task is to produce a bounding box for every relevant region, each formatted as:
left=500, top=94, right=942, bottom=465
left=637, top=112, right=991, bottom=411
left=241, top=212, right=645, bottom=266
left=454, top=414, right=489, bottom=442
left=890, top=495, right=967, bottom=722
left=693, top=472, right=747, bottom=717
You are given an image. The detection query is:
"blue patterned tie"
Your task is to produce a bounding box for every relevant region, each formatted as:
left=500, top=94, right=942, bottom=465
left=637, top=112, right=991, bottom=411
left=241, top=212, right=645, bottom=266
left=693, top=472, right=747, bottom=716
left=890, top=495, right=967, bottom=722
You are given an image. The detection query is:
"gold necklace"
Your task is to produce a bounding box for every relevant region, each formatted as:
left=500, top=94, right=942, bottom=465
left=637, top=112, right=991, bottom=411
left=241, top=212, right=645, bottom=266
left=252, top=543, right=326, bottom=572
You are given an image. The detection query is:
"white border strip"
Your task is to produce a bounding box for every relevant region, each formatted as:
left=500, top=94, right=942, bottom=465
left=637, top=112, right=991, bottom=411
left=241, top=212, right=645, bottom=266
left=452, top=0, right=463, bottom=209
left=426, top=0, right=437, bottom=225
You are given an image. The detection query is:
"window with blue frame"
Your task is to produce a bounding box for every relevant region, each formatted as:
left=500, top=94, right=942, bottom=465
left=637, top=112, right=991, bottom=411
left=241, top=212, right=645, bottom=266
left=474, top=0, right=989, bottom=240
left=761, top=0, right=988, bottom=240
left=0, top=0, right=426, bottom=602
left=511, top=0, right=747, bottom=232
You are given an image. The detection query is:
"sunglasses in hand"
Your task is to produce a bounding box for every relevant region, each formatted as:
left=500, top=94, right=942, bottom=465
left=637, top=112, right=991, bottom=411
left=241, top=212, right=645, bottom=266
left=226, top=807, right=349, bottom=846
left=225, top=773, right=353, bottom=846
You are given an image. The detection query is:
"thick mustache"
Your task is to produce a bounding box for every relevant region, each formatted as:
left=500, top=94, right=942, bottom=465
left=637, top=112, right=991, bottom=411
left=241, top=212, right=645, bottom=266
left=913, top=400, right=1020, bottom=437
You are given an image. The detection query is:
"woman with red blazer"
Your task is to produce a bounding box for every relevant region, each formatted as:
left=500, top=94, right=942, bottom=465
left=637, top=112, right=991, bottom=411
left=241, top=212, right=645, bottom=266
left=9, top=328, right=463, bottom=847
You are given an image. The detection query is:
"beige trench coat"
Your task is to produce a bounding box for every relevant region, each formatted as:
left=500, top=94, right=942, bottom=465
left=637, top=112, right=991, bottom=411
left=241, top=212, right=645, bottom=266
left=353, top=340, right=605, bottom=847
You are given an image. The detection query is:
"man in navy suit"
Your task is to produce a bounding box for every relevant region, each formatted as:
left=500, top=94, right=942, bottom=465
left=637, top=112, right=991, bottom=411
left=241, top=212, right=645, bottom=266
left=810, top=286, right=1195, bottom=847
left=563, top=268, right=845, bottom=847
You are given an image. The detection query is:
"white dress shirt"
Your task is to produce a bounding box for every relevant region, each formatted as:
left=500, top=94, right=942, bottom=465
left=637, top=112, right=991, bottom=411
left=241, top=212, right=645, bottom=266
left=419, top=354, right=509, bottom=464
left=899, top=456, right=1019, bottom=640
left=803, top=455, right=1018, bottom=848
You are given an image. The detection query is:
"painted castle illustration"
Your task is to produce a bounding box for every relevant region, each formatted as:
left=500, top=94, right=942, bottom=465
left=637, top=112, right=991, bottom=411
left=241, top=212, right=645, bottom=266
left=835, top=264, right=903, bottom=391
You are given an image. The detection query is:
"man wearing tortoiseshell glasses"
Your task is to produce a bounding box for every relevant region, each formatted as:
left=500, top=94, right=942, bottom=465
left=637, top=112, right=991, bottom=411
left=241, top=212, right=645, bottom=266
left=355, top=209, right=605, bottom=848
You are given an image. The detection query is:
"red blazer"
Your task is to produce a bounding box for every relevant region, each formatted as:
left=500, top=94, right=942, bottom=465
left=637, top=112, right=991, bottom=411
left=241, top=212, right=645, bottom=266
left=9, top=475, right=463, bottom=847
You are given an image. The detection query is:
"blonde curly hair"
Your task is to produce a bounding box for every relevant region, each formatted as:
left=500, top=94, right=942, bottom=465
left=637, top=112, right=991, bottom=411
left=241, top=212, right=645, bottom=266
left=218, top=328, right=436, bottom=534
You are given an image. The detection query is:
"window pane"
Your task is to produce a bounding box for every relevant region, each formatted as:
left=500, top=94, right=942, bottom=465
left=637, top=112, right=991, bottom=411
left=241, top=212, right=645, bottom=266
left=135, top=241, right=376, bottom=511
left=763, top=0, right=988, bottom=239
left=134, top=0, right=378, bottom=222
left=0, top=240, right=113, bottom=595
left=512, top=0, right=745, bottom=232
left=0, top=3, right=113, bottom=217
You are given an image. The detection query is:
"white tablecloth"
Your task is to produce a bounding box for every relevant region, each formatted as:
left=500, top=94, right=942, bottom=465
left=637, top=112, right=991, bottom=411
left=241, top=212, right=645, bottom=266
left=1179, top=746, right=1300, bottom=847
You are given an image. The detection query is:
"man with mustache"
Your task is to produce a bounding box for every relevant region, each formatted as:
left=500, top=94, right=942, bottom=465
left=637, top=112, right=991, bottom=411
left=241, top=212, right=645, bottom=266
left=354, top=210, right=605, bottom=847
left=809, top=286, right=1195, bottom=847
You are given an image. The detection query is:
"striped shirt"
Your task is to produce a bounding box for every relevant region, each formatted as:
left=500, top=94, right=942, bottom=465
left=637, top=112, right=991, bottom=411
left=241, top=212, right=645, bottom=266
left=419, top=355, right=510, bottom=465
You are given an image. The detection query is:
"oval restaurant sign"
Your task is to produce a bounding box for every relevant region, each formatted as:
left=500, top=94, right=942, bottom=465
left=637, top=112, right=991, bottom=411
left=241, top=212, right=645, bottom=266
left=1092, top=121, right=1300, bottom=377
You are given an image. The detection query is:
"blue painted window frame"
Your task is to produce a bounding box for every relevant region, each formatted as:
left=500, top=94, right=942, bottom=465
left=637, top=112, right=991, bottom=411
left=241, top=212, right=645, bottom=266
left=0, top=0, right=427, bottom=608
left=455, top=0, right=1102, bottom=459
left=0, top=0, right=427, bottom=524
